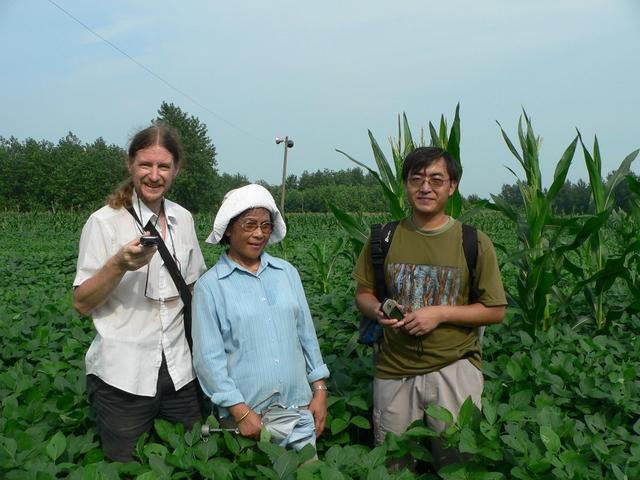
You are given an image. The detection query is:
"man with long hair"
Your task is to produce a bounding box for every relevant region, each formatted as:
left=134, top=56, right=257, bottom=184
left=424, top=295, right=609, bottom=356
left=73, top=124, right=206, bottom=462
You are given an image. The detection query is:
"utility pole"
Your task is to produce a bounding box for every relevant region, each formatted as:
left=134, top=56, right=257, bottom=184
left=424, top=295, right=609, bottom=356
left=275, top=136, right=294, bottom=214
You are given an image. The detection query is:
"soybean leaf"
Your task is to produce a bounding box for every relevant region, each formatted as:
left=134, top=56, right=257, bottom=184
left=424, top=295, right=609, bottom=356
left=143, top=443, right=168, bottom=458
left=366, top=465, right=392, bottom=480
left=539, top=425, right=561, bottom=454
left=256, top=465, right=279, bottom=480
left=458, top=429, right=479, bottom=454
left=331, top=417, right=350, bottom=435
left=591, top=434, right=610, bottom=459
left=457, top=396, right=478, bottom=428
left=297, top=444, right=317, bottom=465
left=194, top=438, right=218, bottom=462
left=258, top=440, right=286, bottom=464
left=404, top=425, right=438, bottom=438
left=148, top=454, right=174, bottom=478
left=136, top=472, right=159, bottom=480
left=363, top=445, right=387, bottom=469
left=350, top=416, right=371, bottom=429
left=273, top=450, right=298, bottom=479
left=46, top=431, right=66, bottom=462
left=223, top=431, right=240, bottom=456
left=153, top=418, right=174, bottom=442
left=483, top=401, right=498, bottom=425
left=425, top=403, right=454, bottom=426
left=346, top=396, right=368, bottom=411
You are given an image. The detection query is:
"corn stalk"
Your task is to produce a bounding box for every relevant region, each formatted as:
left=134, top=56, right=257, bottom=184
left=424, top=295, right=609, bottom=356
left=575, top=134, right=638, bottom=328
left=308, top=237, right=350, bottom=294
left=489, top=111, right=581, bottom=335
left=330, top=106, right=464, bottom=255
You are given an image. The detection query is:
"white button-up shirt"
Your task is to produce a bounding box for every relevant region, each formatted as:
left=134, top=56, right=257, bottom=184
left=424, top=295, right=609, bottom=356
left=74, top=193, right=207, bottom=396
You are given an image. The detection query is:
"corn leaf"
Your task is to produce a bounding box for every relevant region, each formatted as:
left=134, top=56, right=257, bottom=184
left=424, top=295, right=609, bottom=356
left=335, top=148, right=405, bottom=218
left=447, top=103, right=462, bottom=167
left=604, top=148, right=639, bottom=209
left=401, top=112, right=415, bottom=157
left=487, top=195, right=519, bottom=223
left=327, top=202, right=368, bottom=246
left=555, top=211, right=610, bottom=254
left=445, top=192, right=463, bottom=219
left=367, top=130, right=396, bottom=190
left=497, top=121, right=524, bottom=164
left=578, top=132, right=606, bottom=211
left=627, top=174, right=640, bottom=196
left=428, top=122, right=440, bottom=147
left=547, top=137, right=578, bottom=202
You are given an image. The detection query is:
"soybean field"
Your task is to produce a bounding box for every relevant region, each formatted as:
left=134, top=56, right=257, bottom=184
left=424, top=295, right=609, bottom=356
left=0, top=210, right=639, bottom=479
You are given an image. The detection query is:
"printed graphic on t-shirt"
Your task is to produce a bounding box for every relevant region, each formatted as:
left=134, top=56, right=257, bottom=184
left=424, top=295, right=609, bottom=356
left=387, top=263, right=462, bottom=310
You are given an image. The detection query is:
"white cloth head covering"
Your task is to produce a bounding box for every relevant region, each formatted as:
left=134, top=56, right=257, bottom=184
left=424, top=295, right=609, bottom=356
left=206, top=184, right=286, bottom=244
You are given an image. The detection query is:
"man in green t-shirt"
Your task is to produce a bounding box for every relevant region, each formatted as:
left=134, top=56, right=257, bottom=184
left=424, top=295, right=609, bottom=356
left=352, top=146, right=507, bottom=468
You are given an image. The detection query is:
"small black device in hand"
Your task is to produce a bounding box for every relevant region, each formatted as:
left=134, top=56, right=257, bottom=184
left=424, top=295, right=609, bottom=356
left=140, top=235, right=159, bottom=246
left=381, top=298, right=404, bottom=320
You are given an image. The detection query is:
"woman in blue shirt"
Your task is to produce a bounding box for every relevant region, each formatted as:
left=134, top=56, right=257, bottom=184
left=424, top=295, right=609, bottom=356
left=192, top=184, right=329, bottom=450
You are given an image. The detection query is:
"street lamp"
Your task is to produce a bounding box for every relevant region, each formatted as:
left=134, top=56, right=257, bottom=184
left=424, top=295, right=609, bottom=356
left=275, top=136, right=294, bottom=214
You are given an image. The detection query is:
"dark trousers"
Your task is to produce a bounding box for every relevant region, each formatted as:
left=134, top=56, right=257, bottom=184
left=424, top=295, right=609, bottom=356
left=87, top=358, right=201, bottom=462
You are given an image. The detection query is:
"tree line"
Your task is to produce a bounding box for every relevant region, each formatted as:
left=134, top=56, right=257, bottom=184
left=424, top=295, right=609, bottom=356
left=495, top=175, right=638, bottom=214
left=1, top=102, right=636, bottom=214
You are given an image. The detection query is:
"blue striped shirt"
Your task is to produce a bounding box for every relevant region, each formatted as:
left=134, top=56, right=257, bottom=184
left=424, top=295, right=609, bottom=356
left=192, top=252, right=329, bottom=416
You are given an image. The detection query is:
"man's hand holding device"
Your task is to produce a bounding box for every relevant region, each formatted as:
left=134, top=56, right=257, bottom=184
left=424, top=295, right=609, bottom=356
left=140, top=235, right=159, bottom=247
left=380, top=298, right=405, bottom=328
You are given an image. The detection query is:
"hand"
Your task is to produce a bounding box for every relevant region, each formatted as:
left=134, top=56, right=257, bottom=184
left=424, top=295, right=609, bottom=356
left=229, top=403, right=262, bottom=439
left=401, top=305, right=444, bottom=336
left=309, top=387, right=328, bottom=437
left=114, top=232, right=157, bottom=271
left=377, top=302, right=407, bottom=329
left=237, top=410, right=262, bottom=439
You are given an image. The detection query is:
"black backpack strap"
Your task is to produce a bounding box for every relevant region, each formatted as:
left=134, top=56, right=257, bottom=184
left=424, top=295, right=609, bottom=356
left=370, top=224, right=385, bottom=301
left=127, top=207, right=194, bottom=351
left=462, top=223, right=479, bottom=304
left=380, top=221, right=400, bottom=259
left=370, top=220, right=400, bottom=301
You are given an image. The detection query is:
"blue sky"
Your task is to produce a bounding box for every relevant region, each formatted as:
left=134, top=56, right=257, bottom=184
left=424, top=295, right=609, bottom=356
left=1, top=0, right=639, bottom=197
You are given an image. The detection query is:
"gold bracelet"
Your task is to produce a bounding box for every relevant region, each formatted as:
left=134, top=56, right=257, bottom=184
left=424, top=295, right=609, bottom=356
left=237, top=409, right=251, bottom=424
left=312, top=384, right=328, bottom=392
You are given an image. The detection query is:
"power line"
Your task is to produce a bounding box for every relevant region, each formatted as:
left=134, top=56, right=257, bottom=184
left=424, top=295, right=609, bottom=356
left=45, top=0, right=268, bottom=145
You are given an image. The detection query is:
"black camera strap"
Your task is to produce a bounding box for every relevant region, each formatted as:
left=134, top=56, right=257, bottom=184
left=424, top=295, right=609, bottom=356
left=126, top=206, right=194, bottom=352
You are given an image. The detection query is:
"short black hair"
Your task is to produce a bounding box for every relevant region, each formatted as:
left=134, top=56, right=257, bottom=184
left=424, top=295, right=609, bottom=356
left=401, top=147, right=460, bottom=183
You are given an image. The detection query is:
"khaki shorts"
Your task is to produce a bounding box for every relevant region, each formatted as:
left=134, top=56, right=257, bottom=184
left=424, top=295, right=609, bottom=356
left=373, top=358, right=483, bottom=467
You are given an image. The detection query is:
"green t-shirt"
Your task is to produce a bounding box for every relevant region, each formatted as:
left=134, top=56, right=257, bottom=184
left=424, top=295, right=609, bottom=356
left=352, top=218, right=507, bottom=379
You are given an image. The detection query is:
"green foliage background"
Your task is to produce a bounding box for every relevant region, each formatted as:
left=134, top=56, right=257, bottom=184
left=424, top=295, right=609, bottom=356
left=2, top=103, right=640, bottom=478
left=0, top=211, right=639, bottom=479
left=2, top=102, right=636, bottom=216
